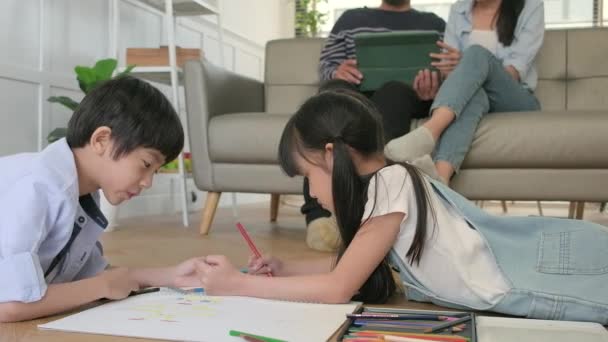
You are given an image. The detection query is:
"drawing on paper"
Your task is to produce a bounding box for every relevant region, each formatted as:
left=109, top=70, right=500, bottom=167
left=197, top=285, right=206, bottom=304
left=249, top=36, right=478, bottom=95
left=124, top=294, right=222, bottom=322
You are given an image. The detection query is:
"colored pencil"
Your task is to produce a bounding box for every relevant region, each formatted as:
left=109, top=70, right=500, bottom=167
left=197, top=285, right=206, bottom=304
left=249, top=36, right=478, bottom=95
left=364, top=308, right=469, bottom=318
left=425, top=315, right=471, bottom=333
left=128, top=287, right=160, bottom=297
left=229, top=330, right=286, bottom=342
left=383, top=335, right=433, bottom=342
left=168, top=287, right=205, bottom=295
left=351, top=331, right=469, bottom=342
left=354, top=321, right=438, bottom=327
left=236, top=222, right=272, bottom=277
left=348, top=314, right=449, bottom=321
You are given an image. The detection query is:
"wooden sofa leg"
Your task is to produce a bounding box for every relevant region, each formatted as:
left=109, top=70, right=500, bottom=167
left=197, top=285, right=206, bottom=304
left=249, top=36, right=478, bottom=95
left=568, top=202, right=576, bottom=219
left=575, top=201, right=585, bottom=220
left=200, top=192, right=221, bottom=235
left=536, top=201, right=544, bottom=216
left=500, top=201, right=508, bottom=213
left=270, top=194, right=280, bottom=222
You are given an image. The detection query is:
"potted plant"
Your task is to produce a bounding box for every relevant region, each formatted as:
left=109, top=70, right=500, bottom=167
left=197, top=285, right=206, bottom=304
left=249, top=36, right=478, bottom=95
left=295, top=0, right=328, bottom=38
left=47, top=58, right=134, bottom=143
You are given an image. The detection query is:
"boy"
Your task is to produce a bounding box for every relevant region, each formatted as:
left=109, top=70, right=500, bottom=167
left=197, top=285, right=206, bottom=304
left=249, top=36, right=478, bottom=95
left=0, top=76, right=202, bottom=322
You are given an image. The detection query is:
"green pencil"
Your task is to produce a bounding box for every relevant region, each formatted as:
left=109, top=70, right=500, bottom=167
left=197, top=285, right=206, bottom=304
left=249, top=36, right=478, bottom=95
left=229, top=330, right=287, bottom=342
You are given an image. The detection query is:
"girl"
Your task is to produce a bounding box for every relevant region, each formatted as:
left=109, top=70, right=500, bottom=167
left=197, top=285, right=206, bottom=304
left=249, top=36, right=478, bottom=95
left=386, top=0, right=544, bottom=184
left=196, top=90, right=608, bottom=324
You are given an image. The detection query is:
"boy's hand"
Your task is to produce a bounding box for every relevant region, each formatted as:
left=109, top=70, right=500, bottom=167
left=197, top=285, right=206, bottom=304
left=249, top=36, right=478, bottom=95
left=171, top=257, right=205, bottom=287
left=248, top=254, right=283, bottom=276
left=98, top=267, right=139, bottom=300
left=195, top=255, right=244, bottom=295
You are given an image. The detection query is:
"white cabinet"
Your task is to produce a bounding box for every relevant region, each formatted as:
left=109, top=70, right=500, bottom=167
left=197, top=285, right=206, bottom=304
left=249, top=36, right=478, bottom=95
left=110, top=0, right=223, bottom=226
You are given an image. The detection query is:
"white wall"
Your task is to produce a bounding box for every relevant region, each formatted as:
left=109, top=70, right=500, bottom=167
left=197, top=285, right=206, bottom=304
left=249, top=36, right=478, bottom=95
left=318, top=0, right=601, bottom=35
left=0, top=0, right=295, bottom=221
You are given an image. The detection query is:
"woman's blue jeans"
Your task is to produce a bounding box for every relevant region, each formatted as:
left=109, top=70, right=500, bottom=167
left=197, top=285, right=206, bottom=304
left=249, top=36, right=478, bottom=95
left=431, top=45, right=541, bottom=171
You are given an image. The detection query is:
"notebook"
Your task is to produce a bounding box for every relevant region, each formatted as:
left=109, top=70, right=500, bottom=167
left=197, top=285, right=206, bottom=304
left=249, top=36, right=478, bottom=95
left=476, top=316, right=608, bottom=342
left=354, top=30, right=442, bottom=92
left=38, top=288, right=360, bottom=342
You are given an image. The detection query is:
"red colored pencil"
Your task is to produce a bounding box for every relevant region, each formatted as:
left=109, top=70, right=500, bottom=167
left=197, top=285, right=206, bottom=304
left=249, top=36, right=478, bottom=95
left=236, top=222, right=272, bottom=277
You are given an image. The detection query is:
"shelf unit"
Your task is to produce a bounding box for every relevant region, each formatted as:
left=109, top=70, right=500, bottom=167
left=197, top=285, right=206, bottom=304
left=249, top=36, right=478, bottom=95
left=110, top=0, right=223, bottom=226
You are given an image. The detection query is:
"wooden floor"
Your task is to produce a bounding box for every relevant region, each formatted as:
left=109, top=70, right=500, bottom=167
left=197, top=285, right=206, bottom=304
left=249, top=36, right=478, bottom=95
left=101, top=198, right=607, bottom=282
left=101, top=202, right=329, bottom=270
left=2, top=199, right=606, bottom=341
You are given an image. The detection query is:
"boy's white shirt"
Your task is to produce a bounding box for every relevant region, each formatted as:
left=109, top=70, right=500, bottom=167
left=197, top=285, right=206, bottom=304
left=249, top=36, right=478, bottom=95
left=0, top=139, right=107, bottom=303
left=363, top=164, right=510, bottom=308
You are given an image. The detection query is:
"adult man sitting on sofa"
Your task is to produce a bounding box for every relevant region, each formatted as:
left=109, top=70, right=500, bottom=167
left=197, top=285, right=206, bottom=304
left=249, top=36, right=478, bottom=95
left=303, top=0, right=446, bottom=251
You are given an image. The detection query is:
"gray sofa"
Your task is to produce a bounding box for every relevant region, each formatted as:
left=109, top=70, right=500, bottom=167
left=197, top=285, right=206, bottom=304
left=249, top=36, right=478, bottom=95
left=184, top=28, right=608, bottom=235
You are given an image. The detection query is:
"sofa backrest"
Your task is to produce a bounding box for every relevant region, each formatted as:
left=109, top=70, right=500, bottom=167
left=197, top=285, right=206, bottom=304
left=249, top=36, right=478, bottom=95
left=264, top=27, right=608, bottom=114
left=536, top=27, right=608, bottom=111
left=264, top=38, right=324, bottom=113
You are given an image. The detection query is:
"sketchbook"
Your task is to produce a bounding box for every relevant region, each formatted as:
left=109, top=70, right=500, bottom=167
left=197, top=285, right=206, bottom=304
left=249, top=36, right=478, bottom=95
left=476, top=316, right=608, bottom=342
left=38, top=288, right=360, bottom=342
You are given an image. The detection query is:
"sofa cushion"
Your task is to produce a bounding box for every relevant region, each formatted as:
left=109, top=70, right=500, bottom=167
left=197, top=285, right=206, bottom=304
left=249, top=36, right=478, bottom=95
left=460, top=111, right=608, bottom=169
left=210, top=111, right=608, bottom=169
left=209, top=112, right=290, bottom=164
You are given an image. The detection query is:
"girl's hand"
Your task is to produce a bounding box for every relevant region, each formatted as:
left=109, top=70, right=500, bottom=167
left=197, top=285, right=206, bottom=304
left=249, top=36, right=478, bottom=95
left=430, top=41, right=461, bottom=77
left=171, top=257, right=206, bottom=287
left=248, top=254, right=283, bottom=276
left=195, top=255, right=244, bottom=295
left=97, top=267, right=140, bottom=300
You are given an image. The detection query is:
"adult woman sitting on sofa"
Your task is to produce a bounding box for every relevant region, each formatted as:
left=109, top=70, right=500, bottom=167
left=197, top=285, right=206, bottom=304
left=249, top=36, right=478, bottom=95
left=385, top=0, right=545, bottom=184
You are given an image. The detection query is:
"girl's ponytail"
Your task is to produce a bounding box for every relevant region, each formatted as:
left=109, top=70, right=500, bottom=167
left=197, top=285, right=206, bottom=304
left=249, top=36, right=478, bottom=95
left=331, top=137, right=362, bottom=248
left=332, top=137, right=396, bottom=303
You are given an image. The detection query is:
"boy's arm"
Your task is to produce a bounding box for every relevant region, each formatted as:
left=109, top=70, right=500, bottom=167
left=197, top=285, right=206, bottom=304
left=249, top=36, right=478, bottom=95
left=0, top=267, right=138, bottom=323
left=130, top=267, right=175, bottom=287
left=0, top=277, right=104, bottom=323
left=130, top=257, right=205, bottom=288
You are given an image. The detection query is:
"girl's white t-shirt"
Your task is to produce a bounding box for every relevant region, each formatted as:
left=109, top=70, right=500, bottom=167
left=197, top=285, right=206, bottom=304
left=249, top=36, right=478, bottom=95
left=362, top=165, right=510, bottom=308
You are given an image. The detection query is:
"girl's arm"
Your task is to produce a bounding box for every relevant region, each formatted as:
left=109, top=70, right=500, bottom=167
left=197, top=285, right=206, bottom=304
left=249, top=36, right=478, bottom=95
left=280, top=256, right=335, bottom=276
left=249, top=255, right=336, bottom=277
left=199, top=212, right=404, bottom=304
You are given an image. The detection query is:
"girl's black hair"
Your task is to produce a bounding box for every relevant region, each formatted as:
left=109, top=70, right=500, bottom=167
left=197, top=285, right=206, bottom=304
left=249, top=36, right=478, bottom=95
left=278, top=89, right=434, bottom=304
left=494, top=0, right=525, bottom=46
left=67, top=76, right=184, bottom=164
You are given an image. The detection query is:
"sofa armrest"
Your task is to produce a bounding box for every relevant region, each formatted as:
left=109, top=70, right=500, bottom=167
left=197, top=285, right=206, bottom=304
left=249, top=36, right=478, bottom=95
left=184, top=60, right=265, bottom=190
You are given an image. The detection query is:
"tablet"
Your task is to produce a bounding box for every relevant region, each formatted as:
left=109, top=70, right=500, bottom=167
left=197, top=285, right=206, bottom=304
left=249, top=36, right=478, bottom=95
left=354, top=30, right=442, bottom=92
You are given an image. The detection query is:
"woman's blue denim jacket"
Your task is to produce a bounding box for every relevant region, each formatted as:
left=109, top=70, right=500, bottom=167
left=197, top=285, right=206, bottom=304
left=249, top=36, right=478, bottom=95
left=444, top=0, right=545, bottom=90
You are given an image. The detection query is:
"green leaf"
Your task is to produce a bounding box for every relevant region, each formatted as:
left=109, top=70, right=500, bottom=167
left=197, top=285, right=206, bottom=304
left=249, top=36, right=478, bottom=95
left=47, top=128, right=68, bottom=143
left=93, top=58, right=118, bottom=81
left=47, top=96, right=79, bottom=111
left=115, top=64, right=136, bottom=78
left=75, top=66, right=97, bottom=93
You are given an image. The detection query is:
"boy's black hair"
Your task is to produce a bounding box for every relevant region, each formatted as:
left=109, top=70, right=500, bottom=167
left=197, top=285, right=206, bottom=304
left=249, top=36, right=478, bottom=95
left=278, top=89, right=435, bottom=304
left=66, top=76, right=184, bottom=163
